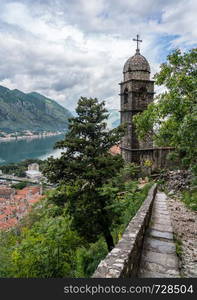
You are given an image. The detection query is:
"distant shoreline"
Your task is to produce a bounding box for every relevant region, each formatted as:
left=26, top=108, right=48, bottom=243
left=0, top=132, right=65, bottom=143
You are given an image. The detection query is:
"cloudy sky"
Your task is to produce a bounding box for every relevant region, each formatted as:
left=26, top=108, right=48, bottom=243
left=0, top=0, right=197, bottom=111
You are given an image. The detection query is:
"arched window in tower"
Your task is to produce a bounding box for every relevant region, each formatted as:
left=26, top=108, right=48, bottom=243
left=139, top=87, right=147, bottom=101
left=123, top=88, right=128, bottom=104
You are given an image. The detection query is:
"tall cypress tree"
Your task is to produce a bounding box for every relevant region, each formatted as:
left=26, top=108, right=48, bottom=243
left=44, top=97, right=125, bottom=250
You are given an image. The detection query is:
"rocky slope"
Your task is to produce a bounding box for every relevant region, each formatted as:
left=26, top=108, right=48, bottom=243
left=167, top=196, right=197, bottom=277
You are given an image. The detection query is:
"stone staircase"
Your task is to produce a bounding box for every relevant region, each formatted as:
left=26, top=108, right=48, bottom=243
left=138, top=192, right=180, bottom=277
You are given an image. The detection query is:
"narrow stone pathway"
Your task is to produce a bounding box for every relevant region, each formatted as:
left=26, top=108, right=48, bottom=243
left=138, top=191, right=180, bottom=277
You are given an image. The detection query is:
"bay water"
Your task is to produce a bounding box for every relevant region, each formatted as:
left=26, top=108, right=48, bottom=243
left=0, top=134, right=65, bottom=165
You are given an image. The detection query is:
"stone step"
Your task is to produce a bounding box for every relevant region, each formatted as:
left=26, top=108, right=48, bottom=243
left=148, top=229, right=173, bottom=240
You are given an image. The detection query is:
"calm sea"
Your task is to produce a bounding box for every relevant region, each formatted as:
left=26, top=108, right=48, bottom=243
left=0, top=134, right=65, bottom=165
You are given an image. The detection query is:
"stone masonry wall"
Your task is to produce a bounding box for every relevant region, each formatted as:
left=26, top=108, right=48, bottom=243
left=139, top=147, right=175, bottom=170
left=92, top=183, right=157, bottom=278
left=120, top=147, right=175, bottom=170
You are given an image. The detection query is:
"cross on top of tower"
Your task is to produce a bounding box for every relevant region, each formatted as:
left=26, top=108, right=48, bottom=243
left=133, top=34, right=142, bottom=53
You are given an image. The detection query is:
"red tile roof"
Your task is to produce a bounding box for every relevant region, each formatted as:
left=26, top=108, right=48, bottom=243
left=109, top=144, right=121, bottom=155
left=0, top=185, right=42, bottom=230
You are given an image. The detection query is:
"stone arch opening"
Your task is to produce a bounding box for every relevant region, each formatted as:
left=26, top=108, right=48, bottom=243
left=139, top=86, right=147, bottom=101
left=124, top=88, right=128, bottom=104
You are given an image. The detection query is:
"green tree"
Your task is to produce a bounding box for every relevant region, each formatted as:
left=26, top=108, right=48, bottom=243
left=43, top=97, right=125, bottom=250
left=11, top=181, right=29, bottom=190
left=133, top=48, right=197, bottom=170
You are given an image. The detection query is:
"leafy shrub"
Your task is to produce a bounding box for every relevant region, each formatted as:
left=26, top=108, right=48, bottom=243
left=3, top=215, right=82, bottom=278
left=181, top=189, right=197, bottom=211
left=75, top=239, right=108, bottom=277
left=144, top=159, right=153, bottom=167
left=11, top=181, right=29, bottom=190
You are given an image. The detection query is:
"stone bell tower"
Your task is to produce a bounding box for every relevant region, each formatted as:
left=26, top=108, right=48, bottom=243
left=120, top=35, right=154, bottom=163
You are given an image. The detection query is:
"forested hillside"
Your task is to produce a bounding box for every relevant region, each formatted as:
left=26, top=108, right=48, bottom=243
left=0, top=86, right=72, bottom=133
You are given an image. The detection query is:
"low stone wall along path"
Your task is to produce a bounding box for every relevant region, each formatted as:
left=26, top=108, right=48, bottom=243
left=138, top=192, right=180, bottom=277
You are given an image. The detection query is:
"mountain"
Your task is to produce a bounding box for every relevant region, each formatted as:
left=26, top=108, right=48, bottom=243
left=0, top=86, right=72, bottom=133
left=107, top=109, right=120, bottom=129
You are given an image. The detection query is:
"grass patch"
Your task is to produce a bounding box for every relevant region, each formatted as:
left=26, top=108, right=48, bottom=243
left=174, top=236, right=183, bottom=257
left=181, top=188, right=197, bottom=211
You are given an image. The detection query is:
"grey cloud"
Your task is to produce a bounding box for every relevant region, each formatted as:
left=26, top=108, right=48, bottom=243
left=51, top=71, right=89, bottom=91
